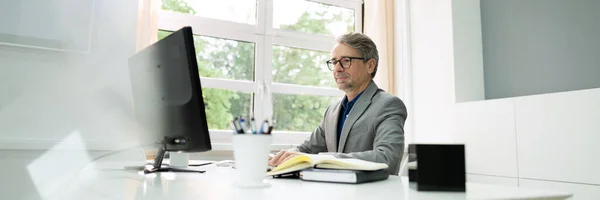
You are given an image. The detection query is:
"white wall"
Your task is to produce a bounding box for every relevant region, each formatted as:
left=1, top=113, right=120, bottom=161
left=515, top=88, right=600, bottom=185
left=0, top=0, right=140, bottom=150
left=403, top=0, right=600, bottom=198
left=454, top=99, right=518, bottom=179
left=408, top=0, right=456, bottom=143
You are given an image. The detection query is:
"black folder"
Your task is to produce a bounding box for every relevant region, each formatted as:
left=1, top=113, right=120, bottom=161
left=299, top=168, right=389, bottom=184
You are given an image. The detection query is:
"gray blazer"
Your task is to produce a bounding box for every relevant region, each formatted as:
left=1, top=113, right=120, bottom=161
left=291, top=81, right=407, bottom=175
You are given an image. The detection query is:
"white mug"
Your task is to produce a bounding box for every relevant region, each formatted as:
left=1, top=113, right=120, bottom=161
left=232, top=134, right=272, bottom=188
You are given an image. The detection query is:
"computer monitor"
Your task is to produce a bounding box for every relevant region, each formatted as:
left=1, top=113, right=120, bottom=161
left=128, top=26, right=211, bottom=173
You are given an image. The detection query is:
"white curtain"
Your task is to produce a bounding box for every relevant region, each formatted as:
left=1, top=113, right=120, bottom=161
left=364, top=0, right=396, bottom=95
left=136, top=0, right=160, bottom=159
left=136, top=0, right=159, bottom=52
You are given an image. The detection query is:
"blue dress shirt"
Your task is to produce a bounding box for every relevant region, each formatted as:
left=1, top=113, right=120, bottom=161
left=336, top=91, right=364, bottom=146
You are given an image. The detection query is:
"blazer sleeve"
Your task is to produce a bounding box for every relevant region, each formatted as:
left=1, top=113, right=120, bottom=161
left=289, top=105, right=330, bottom=154
left=319, top=97, right=407, bottom=173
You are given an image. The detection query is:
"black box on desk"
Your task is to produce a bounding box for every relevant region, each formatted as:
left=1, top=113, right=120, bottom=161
left=407, top=144, right=465, bottom=192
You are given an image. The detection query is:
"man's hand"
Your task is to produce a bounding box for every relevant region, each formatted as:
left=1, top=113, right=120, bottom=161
left=268, top=150, right=304, bottom=167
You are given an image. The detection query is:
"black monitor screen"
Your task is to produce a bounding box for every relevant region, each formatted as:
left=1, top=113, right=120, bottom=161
left=128, top=26, right=211, bottom=153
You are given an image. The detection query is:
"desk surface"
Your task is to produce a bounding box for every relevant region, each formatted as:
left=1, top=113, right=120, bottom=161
left=28, top=160, right=569, bottom=200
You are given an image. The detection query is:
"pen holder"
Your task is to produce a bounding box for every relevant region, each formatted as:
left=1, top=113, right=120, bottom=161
left=232, top=134, right=272, bottom=188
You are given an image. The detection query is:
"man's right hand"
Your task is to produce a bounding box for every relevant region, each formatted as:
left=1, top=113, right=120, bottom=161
left=268, top=150, right=303, bottom=167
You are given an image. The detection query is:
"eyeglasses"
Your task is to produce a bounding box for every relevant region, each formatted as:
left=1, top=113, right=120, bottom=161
left=326, top=57, right=365, bottom=71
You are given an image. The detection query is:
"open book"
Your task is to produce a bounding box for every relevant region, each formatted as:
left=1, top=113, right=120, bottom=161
left=266, top=154, right=388, bottom=176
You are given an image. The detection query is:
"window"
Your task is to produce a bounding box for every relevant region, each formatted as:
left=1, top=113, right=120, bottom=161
left=158, top=0, right=363, bottom=144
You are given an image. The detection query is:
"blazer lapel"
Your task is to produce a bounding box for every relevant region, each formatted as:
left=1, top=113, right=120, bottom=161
left=325, top=101, right=342, bottom=152
left=337, top=81, right=379, bottom=152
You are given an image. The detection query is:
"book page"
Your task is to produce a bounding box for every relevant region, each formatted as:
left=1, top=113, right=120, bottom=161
left=270, top=155, right=313, bottom=172
left=316, top=158, right=388, bottom=171
left=267, top=154, right=337, bottom=175
left=266, top=162, right=312, bottom=176
left=305, top=154, right=337, bottom=164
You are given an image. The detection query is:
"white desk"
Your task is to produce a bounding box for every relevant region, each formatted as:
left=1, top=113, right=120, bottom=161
left=34, top=160, right=571, bottom=200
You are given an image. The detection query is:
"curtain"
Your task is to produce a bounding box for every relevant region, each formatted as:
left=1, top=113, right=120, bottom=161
left=136, top=0, right=160, bottom=159
left=136, top=0, right=160, bottom=52
left=364, top=0, right=396, bottom=95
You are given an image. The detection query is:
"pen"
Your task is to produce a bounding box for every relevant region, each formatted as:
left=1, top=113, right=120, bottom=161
left=258, top=120, right=265, bottom=134
left=233, top=117, right=244, bottom=134
left=259, top=120, right=269, bottom=134
left=239, top=117, right=249, bottom=134
left=230, top=121, right=237, bottom=133
left=250, top=117, right=257, bottom=134
left=266, top=126, right=273, bottom=135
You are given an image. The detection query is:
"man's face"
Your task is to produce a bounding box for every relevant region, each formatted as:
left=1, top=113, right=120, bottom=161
left=330, top=43, right=373, bottom=91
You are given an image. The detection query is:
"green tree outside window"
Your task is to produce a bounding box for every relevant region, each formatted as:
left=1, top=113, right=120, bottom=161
left=159, top=0, right=350, bottom=132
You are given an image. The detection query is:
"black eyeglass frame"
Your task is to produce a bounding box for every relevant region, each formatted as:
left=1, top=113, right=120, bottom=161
left=326, top=56, right=366, bottom=71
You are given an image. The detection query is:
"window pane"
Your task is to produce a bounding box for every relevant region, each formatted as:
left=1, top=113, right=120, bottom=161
left=272, top=94, right=338, bottom=132
left=203, top=88, right=252, bottom=130
left=158, top=30, right=255, bottom=81
left=160, top=0, right=256, bottom=25
left=273, top=0, right=355, bottom=36
left=272, top=45, right=335, bottom=88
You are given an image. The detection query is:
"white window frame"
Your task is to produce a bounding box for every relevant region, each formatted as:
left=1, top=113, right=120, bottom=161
left=158, top=0, right=363, bottom=146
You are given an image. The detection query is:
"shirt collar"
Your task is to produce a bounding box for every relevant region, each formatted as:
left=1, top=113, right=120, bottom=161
left=342, top=91, right=365, bottom=109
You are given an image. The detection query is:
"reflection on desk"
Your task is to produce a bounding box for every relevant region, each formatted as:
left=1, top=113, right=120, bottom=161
left=50, top=161, right=571, bottom=200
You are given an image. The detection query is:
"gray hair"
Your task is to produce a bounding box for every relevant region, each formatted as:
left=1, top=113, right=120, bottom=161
left=335, top=32, right=379, bottom=78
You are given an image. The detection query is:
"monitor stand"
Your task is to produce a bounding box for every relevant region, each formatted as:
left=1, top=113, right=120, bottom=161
left=142, top=147, right=206, bottom=174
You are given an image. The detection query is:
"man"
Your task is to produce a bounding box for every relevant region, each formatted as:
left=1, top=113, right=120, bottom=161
left=268, top=32, right=408, bottom=175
